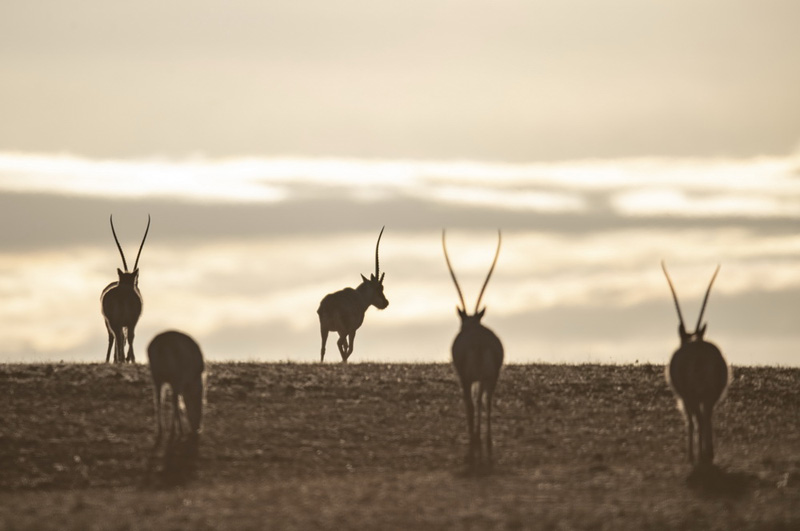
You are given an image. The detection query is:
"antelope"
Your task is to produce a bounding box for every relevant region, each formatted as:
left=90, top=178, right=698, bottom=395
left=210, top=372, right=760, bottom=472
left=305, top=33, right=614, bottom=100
left=662, top=261, right=730, bottom=467
left=101, top=214, right=150, bottom=363
left=317, top=226, right=389, bottom=363
left=147, top=330, right=206, bottom=476
left=443, top=229, right=504, bottom=466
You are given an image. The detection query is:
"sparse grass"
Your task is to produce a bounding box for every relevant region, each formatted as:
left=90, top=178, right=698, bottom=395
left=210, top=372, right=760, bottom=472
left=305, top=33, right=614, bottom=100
left=1, top=362, right=798, bottom=530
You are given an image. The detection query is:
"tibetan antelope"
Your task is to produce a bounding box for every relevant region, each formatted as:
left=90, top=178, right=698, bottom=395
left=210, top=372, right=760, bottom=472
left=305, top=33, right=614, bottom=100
left=101, top=214, right=150, bottom=363
left=662, top=261, right=730, bottom=467
left=147, top=330, right=206, bottom=476
left=317, top=226, right=389, bottom=363
left=443, top=230, right=504, bottom=466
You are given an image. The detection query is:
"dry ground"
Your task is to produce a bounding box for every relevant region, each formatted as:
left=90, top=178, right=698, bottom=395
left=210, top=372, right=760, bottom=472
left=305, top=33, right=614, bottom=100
left=1, top=362, right=798, bottom=530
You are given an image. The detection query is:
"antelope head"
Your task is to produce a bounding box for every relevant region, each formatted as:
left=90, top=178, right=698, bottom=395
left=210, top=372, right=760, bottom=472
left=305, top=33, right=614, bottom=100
left=110, top=214, right=151, bottom=287
left=661, top=261, right=720, bottom=345
left=442, top=230, right=502, bottom=327
left=359, top=226, right=388, bottom=310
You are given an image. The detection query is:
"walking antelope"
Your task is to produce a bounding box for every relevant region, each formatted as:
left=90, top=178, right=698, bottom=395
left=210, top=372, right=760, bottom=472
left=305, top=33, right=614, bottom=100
left=317, top=226, right=389, bottom=363
left=147, top=330, right=206, bottom=476
left=662, top=261, right=730, bottom=467
left=443, top=230, right=504, bottom=466
left=101, top=214, right=150, bottom=363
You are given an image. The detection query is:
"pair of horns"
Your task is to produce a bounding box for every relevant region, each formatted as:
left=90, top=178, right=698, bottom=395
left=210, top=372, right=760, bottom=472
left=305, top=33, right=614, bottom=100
left=442, top=230, right=501, bottom=313
left=662, top=261, right=719, bottom=333
left=374, top=226, right=385, bottom=281
left=110, top=214, right=150, bottom=272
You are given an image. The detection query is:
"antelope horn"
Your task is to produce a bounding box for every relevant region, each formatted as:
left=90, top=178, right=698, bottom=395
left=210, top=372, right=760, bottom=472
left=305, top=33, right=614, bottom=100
left=474, top=230, right=502, bottom=313
left=132, top=214, right=150, bottom=271
left=442, top=230, right=466, bottom=311
left=110, top=215, right=129, bottom=272
left=695, top=264, right=720, bottom=332
left=661, top=260, right=685, bottom=329
left=374, top=225, right=385, bottom=279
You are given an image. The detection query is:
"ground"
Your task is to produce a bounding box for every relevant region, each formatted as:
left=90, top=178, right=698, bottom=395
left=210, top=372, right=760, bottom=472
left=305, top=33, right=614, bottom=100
left=1, top=362, right=798, bottom=530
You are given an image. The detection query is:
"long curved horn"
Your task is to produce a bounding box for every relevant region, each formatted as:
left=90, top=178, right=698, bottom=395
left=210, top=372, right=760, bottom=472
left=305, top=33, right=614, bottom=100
left=474, top=230, right=502, bottom=313
left=374, top=225, right=385, bottom=279
left=110, top=215, right=129, bottom=272
left=695, top=264, right=720, bottom=331
left=442, top=230, right=466, bottom=311
left=133, top=214, right=151, bottom=271
left=661, top=260, right=685, bottom=328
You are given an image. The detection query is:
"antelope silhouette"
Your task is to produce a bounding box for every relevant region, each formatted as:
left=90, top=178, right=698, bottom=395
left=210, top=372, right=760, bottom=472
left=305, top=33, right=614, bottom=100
left=443, top=229, right=504, bottom=466
left=146, top=330, right=206, bottom=480
left=101, top=215, right=150, bottom=363
left=317, top=227, right=388, bottom=363
left=662, top=261, right=730, bottom=467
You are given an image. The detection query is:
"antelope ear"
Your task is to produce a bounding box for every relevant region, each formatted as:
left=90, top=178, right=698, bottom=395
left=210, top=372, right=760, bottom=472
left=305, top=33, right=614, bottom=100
left=457, top=308, right=467, bottom=319
left=699, top=323, right=707, bottom=336
left=117, top=268, right=124, bottom=276
left=370, top=273, right=376, bottom=281
left=380, top=272, right=385, bottom=283
left=361, top=274, right=368, bottom=282
left=477, top=307, right=486, bottom=319
left=133, top=268, right=139, bottom=277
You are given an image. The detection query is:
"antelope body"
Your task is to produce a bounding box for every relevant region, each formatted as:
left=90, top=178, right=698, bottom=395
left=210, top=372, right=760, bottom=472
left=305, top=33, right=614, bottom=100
left=101, top=215, right=150, bottom=363
left=317, top=227, right=389, bottom=363
left=147, top=330, right=206, bottom=467
left=662, top=262, right=730, bottom=467
left=443, top=230, right=504, bottom=466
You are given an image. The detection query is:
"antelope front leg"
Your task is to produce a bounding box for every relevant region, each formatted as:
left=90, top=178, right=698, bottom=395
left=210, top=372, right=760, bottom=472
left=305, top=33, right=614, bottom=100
left=167, top=392, right=181, bottom=446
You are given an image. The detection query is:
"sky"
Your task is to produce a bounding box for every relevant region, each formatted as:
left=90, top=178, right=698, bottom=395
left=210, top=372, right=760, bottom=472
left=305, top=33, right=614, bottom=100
left=1, top=1, right=799, bottom=366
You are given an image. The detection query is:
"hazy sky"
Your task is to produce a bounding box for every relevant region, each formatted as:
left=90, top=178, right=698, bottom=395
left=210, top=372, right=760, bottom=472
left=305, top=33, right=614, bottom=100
left=2, top=1, right=799, bottom=160
left=1, top=2, right=799, bottom=366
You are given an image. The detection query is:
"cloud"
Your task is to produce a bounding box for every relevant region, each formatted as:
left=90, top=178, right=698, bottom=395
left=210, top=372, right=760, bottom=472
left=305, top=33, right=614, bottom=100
left=2, top=151, right=800, bottom=220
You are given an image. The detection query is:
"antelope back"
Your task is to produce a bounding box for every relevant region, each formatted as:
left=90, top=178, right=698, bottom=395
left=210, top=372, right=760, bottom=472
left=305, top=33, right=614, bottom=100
left=452, top=319, right=504, bottom=383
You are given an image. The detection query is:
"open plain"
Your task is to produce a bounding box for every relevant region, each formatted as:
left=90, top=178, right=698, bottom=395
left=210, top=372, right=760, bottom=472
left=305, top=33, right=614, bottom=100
left=1, top=362, right=798, bottom=530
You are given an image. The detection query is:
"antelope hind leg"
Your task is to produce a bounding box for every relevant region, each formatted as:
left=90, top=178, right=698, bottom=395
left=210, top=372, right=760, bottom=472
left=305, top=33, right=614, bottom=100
left=486, top=389, right=494, bottom=464
left=343, top=332, right=356, bottom=362
left=126, top=328, right=136, bottom=363
left=105, top=322, right=114, bottom=363
left=462, top=385, right=476, bottom=465
left=337, top=334, right=348, bottom=363
left=320, top=328, right=329, bottom=363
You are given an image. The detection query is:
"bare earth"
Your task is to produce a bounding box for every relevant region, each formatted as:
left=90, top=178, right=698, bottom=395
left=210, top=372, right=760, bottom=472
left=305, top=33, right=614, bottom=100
left=1, top=362, right=798, bottom=530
